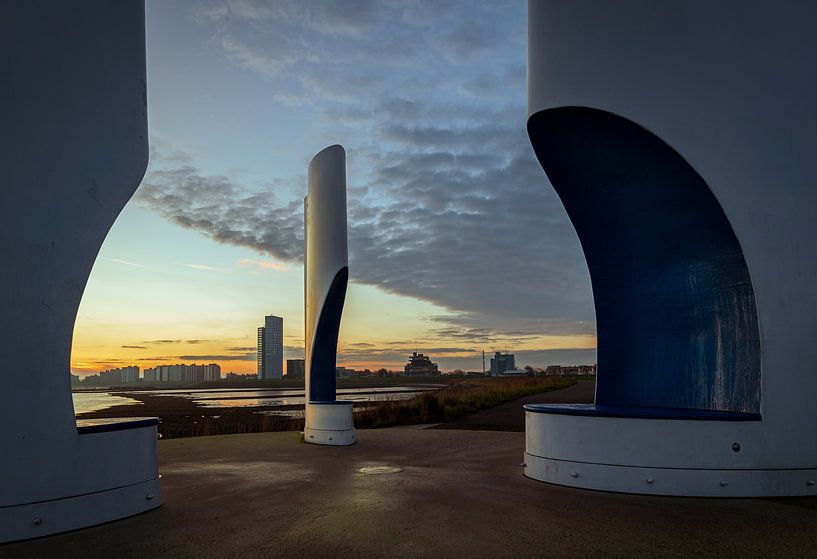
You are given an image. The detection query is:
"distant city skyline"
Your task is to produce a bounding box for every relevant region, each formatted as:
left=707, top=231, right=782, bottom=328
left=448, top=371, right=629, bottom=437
left=70, top=1, right=597, bottom=376
left=71, top=347, right=595, bottom=378
left=71, top=357, right=597, bottom=383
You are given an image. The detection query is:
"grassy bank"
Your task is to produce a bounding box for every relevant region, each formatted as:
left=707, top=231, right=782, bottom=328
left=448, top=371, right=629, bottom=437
left=81, top=376, right=581, bottom=438
left=355, top=376, right=577, bottom=428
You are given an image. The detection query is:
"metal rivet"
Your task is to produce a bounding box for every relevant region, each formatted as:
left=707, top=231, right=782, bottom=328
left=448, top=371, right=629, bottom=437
left=807, top=480, right=815, bottom=486
left=570, top=471, right=579, bottom=478
left=731, top=442, right=741, bottom=452
left=33, top=517, right=42, bottom=526
left=646, top=478, right=655, bottom=484
left=720, top=481, right=729, bottom=487
left=146, top=493, right=155, bottom=500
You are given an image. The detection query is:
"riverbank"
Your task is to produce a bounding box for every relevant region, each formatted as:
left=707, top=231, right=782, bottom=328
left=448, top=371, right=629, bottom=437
left=77, top=392, right=302, bottom=438
left=75, top=377, right=584, bottom=439
left=355, top=376, right=576, bottom=428
left=433, top=378, right=595, bottom=432
left=71, top=375, right=457, bottom=393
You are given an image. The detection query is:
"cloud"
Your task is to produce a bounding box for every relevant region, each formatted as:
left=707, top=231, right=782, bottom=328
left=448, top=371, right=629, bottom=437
left=237, top=258, right=289, bottom=272
left=195, top=0, right=274, bottom=23
left=133, top=339, right=224, bottom=347
left=196, top=0, right=390, bottom=37
left=178, top=354, right=255, bottom=361
left=139, top=137, right=593, bottom=339
left=433, top=19, right=516, bottom=63
left=430, top=348, right=597, bottom=372
left=508, top=348, right=598, bottom=368
left=121, top=345, right=147, bottom=349
left=177, top=262, right=232, bottom=273
left=134, top=356, right=175, bottom=362
left=136, top=1, right=595, bottom=354
left=338, top=346, right=477, bottom=365
left=137, top=158, right=303, bottom=262
left=220, top=35, right=290, bottom=79
left=109, top=258, right=147, bottom=268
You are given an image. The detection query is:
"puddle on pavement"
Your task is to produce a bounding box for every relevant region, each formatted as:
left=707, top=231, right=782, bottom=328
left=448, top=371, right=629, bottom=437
left=357, top=466, right=402, bottom=475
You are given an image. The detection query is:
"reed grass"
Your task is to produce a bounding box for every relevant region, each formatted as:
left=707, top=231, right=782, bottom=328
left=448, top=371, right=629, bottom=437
left=354, top=376, right=577, bottom=428
left=155, top=376, right=579, bottom=438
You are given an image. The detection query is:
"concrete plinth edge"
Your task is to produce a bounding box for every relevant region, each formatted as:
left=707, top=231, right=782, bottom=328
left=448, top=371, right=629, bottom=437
left=304, top=401, right=356, bottom=446
left=0, top=477, right=161, bottom=543
left=523, top=453, right=817, bottom=497
left=304, top=427, right=357, bottom=446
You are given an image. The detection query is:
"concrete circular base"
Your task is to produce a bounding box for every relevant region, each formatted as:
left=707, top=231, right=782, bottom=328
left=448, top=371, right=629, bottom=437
left=304, top=401, right=356, bottom=446
left=0, top=477, right=161, bottom=543
left=523, top=453, right=817, bottom=497
left=524, top=408, right=817, bottom=497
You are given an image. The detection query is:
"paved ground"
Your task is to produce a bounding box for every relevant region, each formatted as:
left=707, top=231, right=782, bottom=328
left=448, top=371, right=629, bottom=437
left=434, top=379, right=595, bottom=432
left=6, top=417, right=817, bottom=558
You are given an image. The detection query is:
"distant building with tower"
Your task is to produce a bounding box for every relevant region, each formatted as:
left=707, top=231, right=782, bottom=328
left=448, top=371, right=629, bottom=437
left=490, top=352, right=515, bottom=376
left=286, top=358, right=305, bottom=379
left=257, top=314, right=284, bottom=380
left=404, top=352, right=439, bottom=376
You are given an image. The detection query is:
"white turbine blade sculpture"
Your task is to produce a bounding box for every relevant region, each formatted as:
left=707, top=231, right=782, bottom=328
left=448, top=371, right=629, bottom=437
left=0, top=1, right=160, bottom=542
left=523, top=0, right=817, bottom=497
left=303, top=145, right=356, bottom=445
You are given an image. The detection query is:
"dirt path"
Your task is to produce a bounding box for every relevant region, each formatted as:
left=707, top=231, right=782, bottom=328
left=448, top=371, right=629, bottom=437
left=434, top=378, right=595, bottom=432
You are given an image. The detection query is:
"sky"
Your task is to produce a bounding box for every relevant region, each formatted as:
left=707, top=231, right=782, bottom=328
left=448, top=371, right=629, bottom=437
left=71, top=0, right=597, bottom=376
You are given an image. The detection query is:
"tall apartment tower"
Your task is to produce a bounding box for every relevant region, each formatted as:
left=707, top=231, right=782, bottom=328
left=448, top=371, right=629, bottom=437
left=257, top=315, right=284, bottom=380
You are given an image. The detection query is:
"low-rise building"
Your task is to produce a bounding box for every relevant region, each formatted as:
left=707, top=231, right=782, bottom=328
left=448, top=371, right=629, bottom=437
left=490, top=352, right=515, bottom=376
left=286, top=359, right=305, bottom=379
left=545, top=364, right=597, bottom=376
left=225, top=372, right=257, bottom=380
left=404, top=352, right=439, bottom=376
